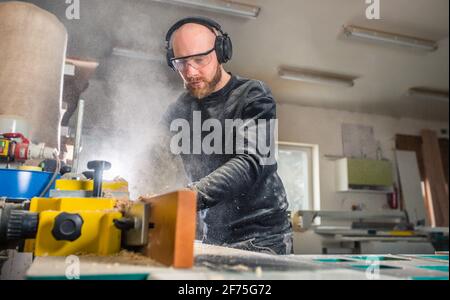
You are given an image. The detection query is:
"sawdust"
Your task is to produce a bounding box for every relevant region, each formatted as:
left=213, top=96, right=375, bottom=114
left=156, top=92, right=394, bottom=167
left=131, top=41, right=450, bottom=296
left=76, top=250, right=163, bottom=267
left=137, top=194, right=157, bottom=202
left=196, top=260, right=263, bottom=274
left=101, top=191, right=155, bottom=214
left=228, top=264, right=251, bottom=272
left=113, top=176, right=127, bottom=182
left=255, top=266, right=263, bottom=278
left=111, top=195, right=162, bottom=214
left=113, top=196, right=134, bottom=213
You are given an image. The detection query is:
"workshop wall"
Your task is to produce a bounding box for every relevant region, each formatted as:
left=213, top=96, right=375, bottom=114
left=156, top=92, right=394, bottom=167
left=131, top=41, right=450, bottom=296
left=278, top=103, right=448, bottom=211
left=277, top=103, right=448, bottom=253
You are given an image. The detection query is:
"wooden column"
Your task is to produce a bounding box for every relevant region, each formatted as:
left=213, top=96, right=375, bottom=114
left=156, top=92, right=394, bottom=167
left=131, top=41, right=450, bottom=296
left=421, top=129, right=449, bottom=227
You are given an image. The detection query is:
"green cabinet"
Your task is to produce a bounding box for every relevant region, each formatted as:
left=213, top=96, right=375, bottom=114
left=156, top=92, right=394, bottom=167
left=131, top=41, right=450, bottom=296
left=336, top=158, right=393, bottom=192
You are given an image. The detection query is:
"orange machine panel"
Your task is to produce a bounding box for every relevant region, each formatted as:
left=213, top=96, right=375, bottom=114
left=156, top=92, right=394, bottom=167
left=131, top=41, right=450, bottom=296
left=142, top=190, right=197, bottom=268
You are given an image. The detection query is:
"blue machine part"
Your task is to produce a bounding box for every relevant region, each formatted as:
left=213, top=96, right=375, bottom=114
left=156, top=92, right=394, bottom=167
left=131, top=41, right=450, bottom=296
left=0, top=168, right=58, bottom=199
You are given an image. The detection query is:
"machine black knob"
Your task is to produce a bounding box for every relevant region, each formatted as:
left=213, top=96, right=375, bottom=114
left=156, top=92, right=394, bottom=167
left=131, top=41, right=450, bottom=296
left=60, top=165, right=72, bottom=175
left=87, top=160, right=111, bottom=197
left=82, top=171, right=94, bottom=180
left=51, top=213, right=83, bottom=241
left=6, top=210, right=39, bottom=240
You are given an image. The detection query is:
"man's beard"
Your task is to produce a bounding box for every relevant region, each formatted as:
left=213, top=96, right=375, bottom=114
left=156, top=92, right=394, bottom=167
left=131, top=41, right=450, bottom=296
left=185, top=64, right=222, bottom=99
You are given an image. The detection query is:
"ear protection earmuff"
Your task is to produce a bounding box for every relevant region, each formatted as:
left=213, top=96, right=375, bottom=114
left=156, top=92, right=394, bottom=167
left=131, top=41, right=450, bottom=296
left=165, top=16, right=233, bottom=71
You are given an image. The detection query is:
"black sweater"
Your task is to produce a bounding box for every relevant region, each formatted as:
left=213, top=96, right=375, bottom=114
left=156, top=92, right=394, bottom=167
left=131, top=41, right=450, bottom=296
left=161, top=75, right=291, bottom=246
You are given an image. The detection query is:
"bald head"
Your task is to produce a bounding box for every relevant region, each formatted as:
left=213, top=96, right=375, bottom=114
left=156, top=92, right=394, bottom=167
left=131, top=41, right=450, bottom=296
left=168, top=21, right=231, bottom=100
left=171, top=23, right=217, bottom=58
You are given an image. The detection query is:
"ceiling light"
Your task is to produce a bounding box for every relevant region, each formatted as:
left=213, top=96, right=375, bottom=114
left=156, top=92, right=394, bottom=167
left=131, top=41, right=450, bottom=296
left=112, top=47, right=162, bottom=61
left=343, top=25, right=438, bottom=51
left=408, top=87, right=449, bottom=102
left=279, top=67, right=355, bottom=88
left=150, top=0, right=260, bottom=19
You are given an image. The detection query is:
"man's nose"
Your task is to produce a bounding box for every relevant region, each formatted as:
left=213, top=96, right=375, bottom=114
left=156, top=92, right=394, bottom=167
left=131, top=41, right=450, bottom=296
left=184, top=63, right=199, bottom=77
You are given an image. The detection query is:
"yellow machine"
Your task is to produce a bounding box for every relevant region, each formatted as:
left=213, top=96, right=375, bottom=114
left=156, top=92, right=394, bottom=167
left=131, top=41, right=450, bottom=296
left=1, top=160, right=197, bottom=268
left=55, top=179, right=129, bottom=193
left=20, top=166, right=134, bottom=257
left=24, top=197, right=122, bottom=257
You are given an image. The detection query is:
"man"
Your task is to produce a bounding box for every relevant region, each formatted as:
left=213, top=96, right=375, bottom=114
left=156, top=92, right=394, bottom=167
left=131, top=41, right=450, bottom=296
left=161, top=17, right=292, bottom=255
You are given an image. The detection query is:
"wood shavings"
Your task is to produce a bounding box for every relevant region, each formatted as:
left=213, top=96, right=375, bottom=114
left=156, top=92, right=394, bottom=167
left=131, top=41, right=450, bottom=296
left=113, top=176, right=128, bottom=182
left=113, top=197, right=134, bottom=213
left=112, top=194, right=155, bottom=213
left=137, top=194, right=157, bottom=202
left=228, top=264, right=251, bottom=272
left=196, top=260, right=248, bottom=273
left=255, top=266, right=263, bottom=278
left=76, top=250, right=163, bottom=267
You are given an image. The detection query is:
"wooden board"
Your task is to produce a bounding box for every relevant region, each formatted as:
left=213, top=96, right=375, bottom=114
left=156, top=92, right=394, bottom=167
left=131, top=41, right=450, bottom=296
left=142, top=190, right=197, bottom=268
left=395, top=150, right=428, bottom=225
left=395, top=135, right=425, bottom=181
left=421, top=130, right=449, bottom=227
left=25, top=245, right=449, bottom=280
left=439, top=138, right=449, bottom=185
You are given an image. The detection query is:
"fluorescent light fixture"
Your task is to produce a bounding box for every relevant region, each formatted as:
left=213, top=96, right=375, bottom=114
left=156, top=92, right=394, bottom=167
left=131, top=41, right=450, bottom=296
left=151, top=0, right=260, bottom=19
left=112, top=47, right=162, bottom=61
left=408, top=87, right=449, bottom=102
left=343, top=25, right=438, bottom=51
left=279, top=67, right=355, bottom=88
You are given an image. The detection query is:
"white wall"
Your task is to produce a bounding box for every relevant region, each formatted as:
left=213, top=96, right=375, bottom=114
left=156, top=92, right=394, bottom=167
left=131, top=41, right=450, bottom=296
left=278, top=103, right=448, bottom=212
left=277, top=103, right=448, bottom=253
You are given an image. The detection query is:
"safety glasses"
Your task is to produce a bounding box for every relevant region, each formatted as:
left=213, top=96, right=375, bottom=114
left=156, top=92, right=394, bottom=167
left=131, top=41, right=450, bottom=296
left=171, top=48, right=215, bottom=72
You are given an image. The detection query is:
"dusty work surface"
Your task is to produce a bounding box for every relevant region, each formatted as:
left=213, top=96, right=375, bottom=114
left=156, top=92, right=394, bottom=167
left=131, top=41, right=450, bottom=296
left=25, top=242, right=448, bottom=280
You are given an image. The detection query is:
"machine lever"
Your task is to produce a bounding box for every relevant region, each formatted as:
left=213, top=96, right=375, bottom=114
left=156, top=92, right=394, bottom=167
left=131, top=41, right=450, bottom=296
left=113, top=218, right=135, bottom=231
left=87, top=160, right=111, bottom=197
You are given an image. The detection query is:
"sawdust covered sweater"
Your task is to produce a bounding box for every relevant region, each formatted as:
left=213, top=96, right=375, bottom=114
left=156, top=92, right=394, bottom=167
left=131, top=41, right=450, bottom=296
left=161, top=75, right=292, bottom=254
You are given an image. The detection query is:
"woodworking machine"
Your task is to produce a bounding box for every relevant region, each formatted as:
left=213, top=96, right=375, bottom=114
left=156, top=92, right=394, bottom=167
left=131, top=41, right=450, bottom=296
left=293, top=210, right=448, bottom=254
left=0, top=160, right=197, bottom=269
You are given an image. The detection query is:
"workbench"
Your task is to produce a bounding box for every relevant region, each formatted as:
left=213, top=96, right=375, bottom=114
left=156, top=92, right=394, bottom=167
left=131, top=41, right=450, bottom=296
left=23, top=243, right=449, bottom=280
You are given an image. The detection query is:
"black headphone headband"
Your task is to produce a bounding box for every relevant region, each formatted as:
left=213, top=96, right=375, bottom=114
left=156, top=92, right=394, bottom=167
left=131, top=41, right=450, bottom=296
left=165, top=17, right=224, bottom=45
left=165, top=16, right=233, bottom=70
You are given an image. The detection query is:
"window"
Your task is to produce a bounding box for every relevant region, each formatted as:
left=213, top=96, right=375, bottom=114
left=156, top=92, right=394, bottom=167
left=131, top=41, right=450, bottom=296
left=277, top=142, right=320, bottom=212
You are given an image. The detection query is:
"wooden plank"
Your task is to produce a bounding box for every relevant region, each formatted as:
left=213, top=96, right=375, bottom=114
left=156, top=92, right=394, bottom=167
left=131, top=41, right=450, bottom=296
left=421, top=130, right=449, bottom=227
left=26, top=248, right=448, bottom=280
left=141, top=190, right=197, bottom=268
left=395, top=150, right=428, bottom=225
left=439, top=138, right=449, bottom=185
left=395, top=134, right=425, bottom=180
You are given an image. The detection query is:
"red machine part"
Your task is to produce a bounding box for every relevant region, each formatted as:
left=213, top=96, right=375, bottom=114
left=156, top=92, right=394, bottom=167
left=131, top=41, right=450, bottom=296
left=1, top=133, right=30, bottom=162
